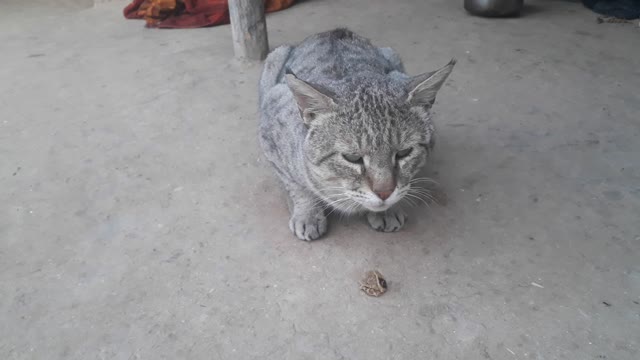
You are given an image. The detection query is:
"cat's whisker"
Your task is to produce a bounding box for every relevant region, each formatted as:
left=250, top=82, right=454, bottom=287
left=326, top=206, right=343, bottom=217
left=401, top=195, right=417, bottom=207
left=341, top=201, right=360, bottom=220
left=316, top=186, right=366, bottom=217
left=343, top=201, right=359, bottom=216
left=409, top=185, right=436, bottom=196
left=408, top=177, right=439, bottom=186
left=407, top=191, right=438, bottom=208
left=327, top=198, right=355, bottom=218
left=410, top=188, right=435, bottom=197
left=404, top=193, right=431, bottom=208
left=301, top=196, right=335, bottom=208
left=412, top=188, right=437, bottom=197
left=411, top=189, right=438, bottom=205
left=410, top=176, right=438, bottom=181
left=316, top=194, right=343, bottom=207
left=323, top=197, right=351, bottom=211
left=404, top=194, right=427, bottom=205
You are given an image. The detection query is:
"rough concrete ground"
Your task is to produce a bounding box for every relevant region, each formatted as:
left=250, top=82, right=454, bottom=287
left=1, top=0, right=639, bottom=359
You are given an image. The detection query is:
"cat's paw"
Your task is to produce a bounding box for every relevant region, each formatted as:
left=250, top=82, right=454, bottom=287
left=367, top=209, right=407, bottom=232
left=289, top=212, right=328, bottom=241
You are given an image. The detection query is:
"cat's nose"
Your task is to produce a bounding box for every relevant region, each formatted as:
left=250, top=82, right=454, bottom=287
left=375, top=190, right=393, bottom=201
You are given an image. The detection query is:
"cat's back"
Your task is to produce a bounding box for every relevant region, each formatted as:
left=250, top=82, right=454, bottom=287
left=285, top=28, right=396, bottom=86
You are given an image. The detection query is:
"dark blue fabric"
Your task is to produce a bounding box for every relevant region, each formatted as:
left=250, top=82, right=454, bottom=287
left=583, top=0, right=640, bottom=19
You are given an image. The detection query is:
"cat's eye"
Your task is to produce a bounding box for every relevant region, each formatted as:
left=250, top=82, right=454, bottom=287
left=343, top=154, right=364, bottom=164
left=396, top=148, right=413, bottom=160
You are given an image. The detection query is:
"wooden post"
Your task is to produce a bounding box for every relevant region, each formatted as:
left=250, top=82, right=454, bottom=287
left=228, top=0, right=269, bottom=60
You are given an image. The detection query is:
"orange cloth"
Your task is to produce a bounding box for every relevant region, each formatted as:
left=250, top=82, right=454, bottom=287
left=124, top=0, right=294, bottom=28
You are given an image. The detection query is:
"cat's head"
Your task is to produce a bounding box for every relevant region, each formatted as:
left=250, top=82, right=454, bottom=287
left=286, top=60, right=455, bottom=213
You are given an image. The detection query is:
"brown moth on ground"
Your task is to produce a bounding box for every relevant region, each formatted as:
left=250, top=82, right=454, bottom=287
left=360, top=270, right=388, bottom=297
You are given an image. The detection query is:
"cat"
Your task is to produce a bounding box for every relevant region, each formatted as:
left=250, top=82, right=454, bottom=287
left=259, top=28, right=455, bottom=241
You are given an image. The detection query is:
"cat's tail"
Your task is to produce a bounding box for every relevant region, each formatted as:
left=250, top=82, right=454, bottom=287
left=258, top=45, right=294, bottom=108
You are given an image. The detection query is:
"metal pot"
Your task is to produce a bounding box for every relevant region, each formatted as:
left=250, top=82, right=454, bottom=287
left=464, top=0, right=524, bottom=17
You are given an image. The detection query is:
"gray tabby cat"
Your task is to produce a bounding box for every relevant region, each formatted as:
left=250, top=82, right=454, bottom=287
left=259, top=29, right=455, bottom=241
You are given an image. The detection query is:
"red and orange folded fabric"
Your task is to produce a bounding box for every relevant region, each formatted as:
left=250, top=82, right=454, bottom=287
left=124, top=0, right=294, bottom=28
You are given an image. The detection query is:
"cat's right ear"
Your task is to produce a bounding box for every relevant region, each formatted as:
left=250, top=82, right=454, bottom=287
left=406, top=59, right=456, bottom=109
left=285, top=73, right=337, bottom=125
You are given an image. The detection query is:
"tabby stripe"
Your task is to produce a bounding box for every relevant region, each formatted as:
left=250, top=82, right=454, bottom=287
left=314, top=152, right=337, bottom=165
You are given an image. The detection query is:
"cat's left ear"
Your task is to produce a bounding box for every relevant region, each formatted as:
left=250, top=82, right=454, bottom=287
left=406, top=59, right=456, bottom=109
left=285, top=73, right=337, bottom=125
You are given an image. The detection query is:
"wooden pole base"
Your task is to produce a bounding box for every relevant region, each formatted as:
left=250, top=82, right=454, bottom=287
left=229, top=0, right=269, bottom=60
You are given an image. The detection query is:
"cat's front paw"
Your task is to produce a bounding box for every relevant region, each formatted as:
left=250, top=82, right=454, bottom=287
left=289, top=212, right=328, bottom=241
left=367, top=209, right=407, bottom=232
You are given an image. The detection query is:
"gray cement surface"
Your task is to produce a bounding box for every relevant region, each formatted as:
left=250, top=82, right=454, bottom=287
left=1, top=0, right=639, bottom=359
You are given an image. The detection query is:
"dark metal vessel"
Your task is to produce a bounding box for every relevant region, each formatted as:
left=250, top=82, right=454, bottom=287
left=464, top=0, right=524, bottom=17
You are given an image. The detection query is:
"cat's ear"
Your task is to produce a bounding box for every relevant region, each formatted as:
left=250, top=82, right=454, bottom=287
left=406, top=59, right=456, bottom=108
left=285, top=73, right=337, bottom=125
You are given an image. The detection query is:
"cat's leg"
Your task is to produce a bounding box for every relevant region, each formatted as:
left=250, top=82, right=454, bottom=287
left=285, top=185, right=328, bottom=241
left=367, top=208, right=407, bottom=233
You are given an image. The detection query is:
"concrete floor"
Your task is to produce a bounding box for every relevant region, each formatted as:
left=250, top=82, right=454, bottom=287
left=1, top=0, right=639, bottom=359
